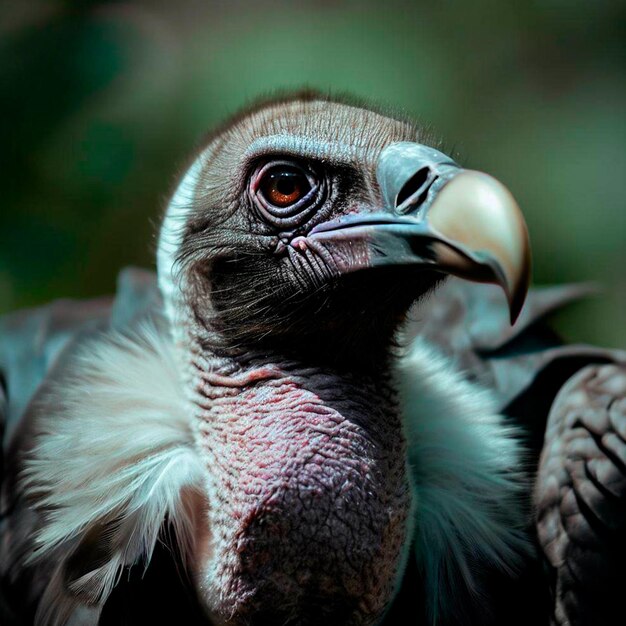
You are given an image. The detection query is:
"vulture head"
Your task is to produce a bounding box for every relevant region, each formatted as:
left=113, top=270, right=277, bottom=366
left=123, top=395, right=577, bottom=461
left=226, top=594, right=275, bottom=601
left=153, top=93, right=530, bottom=626
left=160, top=94, right=528, bottom=363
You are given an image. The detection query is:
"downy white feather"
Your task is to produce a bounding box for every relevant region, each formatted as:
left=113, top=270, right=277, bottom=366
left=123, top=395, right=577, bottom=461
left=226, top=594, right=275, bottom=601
left=21, top=313, right=529, bottom=625
left=21, top=318, right=204, bottom=626
left=397, top=337, right=530, bottom=624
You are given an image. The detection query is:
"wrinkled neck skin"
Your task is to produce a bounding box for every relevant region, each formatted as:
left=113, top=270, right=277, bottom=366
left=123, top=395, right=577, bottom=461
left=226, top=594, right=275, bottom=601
left=168, top=291, right=413, bottom=626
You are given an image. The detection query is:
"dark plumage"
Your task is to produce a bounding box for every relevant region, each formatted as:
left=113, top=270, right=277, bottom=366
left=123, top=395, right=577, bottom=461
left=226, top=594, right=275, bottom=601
left=536, top=362, right=626, bottom=625
left=0, top=92, right=623, bottom=626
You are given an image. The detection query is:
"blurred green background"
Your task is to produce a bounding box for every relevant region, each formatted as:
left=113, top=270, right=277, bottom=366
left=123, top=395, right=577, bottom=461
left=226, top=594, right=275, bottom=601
left=1, top=0, right=624, bottom=346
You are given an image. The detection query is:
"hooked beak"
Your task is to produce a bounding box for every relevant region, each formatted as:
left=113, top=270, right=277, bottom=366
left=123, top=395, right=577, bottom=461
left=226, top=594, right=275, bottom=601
left=309, top=142, right=531, bottom=323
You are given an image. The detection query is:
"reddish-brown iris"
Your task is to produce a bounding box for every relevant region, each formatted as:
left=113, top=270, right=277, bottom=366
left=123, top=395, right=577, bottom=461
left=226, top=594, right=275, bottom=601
left=259, top=165, right=311, bottom=208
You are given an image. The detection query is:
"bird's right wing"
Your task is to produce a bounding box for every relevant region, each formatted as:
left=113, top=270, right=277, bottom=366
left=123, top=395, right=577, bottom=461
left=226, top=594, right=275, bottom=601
left=0, top=266, right=159, bottom=455
left=0, top=268, right=174, bottom=626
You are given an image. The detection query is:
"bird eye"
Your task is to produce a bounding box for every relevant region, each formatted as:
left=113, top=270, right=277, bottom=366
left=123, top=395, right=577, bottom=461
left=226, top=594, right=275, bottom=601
left=258, top=164, right=312, bottom=208
left=251, top=159, right=324, bottom=228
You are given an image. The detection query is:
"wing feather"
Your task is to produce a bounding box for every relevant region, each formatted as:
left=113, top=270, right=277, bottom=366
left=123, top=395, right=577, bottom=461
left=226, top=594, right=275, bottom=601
left=535, top=362, right=626, bottom=626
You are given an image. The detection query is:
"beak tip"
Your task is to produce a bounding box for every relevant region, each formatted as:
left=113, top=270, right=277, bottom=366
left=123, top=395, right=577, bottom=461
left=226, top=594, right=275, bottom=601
left=508, top=290, right=525, bottom=325
left=427, top=169, right=532, bottom=325
left=506, top=256, right=531, bottom=325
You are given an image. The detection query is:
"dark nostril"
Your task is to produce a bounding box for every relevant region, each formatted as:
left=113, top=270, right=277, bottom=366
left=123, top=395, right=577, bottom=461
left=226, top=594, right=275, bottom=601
left=395, top=167, right=431, bottom=208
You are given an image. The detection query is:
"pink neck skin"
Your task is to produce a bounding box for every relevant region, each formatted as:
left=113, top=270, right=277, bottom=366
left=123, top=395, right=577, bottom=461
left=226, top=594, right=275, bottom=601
left=184, top=340, right=412, bottom=626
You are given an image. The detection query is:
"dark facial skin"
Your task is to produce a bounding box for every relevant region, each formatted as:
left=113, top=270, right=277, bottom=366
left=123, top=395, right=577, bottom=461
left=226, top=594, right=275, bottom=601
left=176, top=96, right=441, bottom=368
left=162, top=94, right=446, bottom=625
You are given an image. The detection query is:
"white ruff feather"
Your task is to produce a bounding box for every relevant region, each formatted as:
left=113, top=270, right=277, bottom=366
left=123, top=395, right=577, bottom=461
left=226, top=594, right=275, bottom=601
left=157, top=150, right=208, bottom=328
left=21, top=311, right=529, bottom=625
left=397, top=337, right=530, bottom=624
left=21, top=318, right=204, bottom=626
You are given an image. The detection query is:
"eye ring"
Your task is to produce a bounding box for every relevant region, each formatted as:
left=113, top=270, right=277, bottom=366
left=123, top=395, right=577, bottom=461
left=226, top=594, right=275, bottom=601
left=251, top=159, right=325, bottom=228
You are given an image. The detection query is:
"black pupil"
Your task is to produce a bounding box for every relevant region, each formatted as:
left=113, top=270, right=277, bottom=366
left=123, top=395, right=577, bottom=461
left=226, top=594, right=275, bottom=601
left=263, top=167, right=311, bottom=204
left=275, top=172, right=299, bottom=195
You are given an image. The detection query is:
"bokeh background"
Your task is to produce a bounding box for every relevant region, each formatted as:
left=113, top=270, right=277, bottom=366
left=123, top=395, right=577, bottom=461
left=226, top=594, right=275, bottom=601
left=1, top=0, right=624, bottom=346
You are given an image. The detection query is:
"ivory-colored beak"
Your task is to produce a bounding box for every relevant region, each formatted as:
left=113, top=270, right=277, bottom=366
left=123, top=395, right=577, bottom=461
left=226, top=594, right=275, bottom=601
left=309, top=142, right=532, bottom=324
left=427, top=170, right=531, bottom=323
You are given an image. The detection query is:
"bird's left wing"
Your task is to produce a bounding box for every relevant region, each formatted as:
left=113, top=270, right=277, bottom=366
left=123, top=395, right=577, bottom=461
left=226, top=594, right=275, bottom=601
left=535, top=361, right=626, bottom=626
left=397, top=278, right=625, bottom=626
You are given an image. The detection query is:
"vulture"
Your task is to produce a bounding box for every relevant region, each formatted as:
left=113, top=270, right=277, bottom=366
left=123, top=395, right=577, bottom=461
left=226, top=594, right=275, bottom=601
left=0, top=92, right=624, bottom=626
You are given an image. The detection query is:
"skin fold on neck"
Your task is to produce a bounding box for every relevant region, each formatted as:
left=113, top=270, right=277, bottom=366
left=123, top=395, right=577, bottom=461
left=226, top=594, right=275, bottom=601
left=178, top=316, right=414, bottom=626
